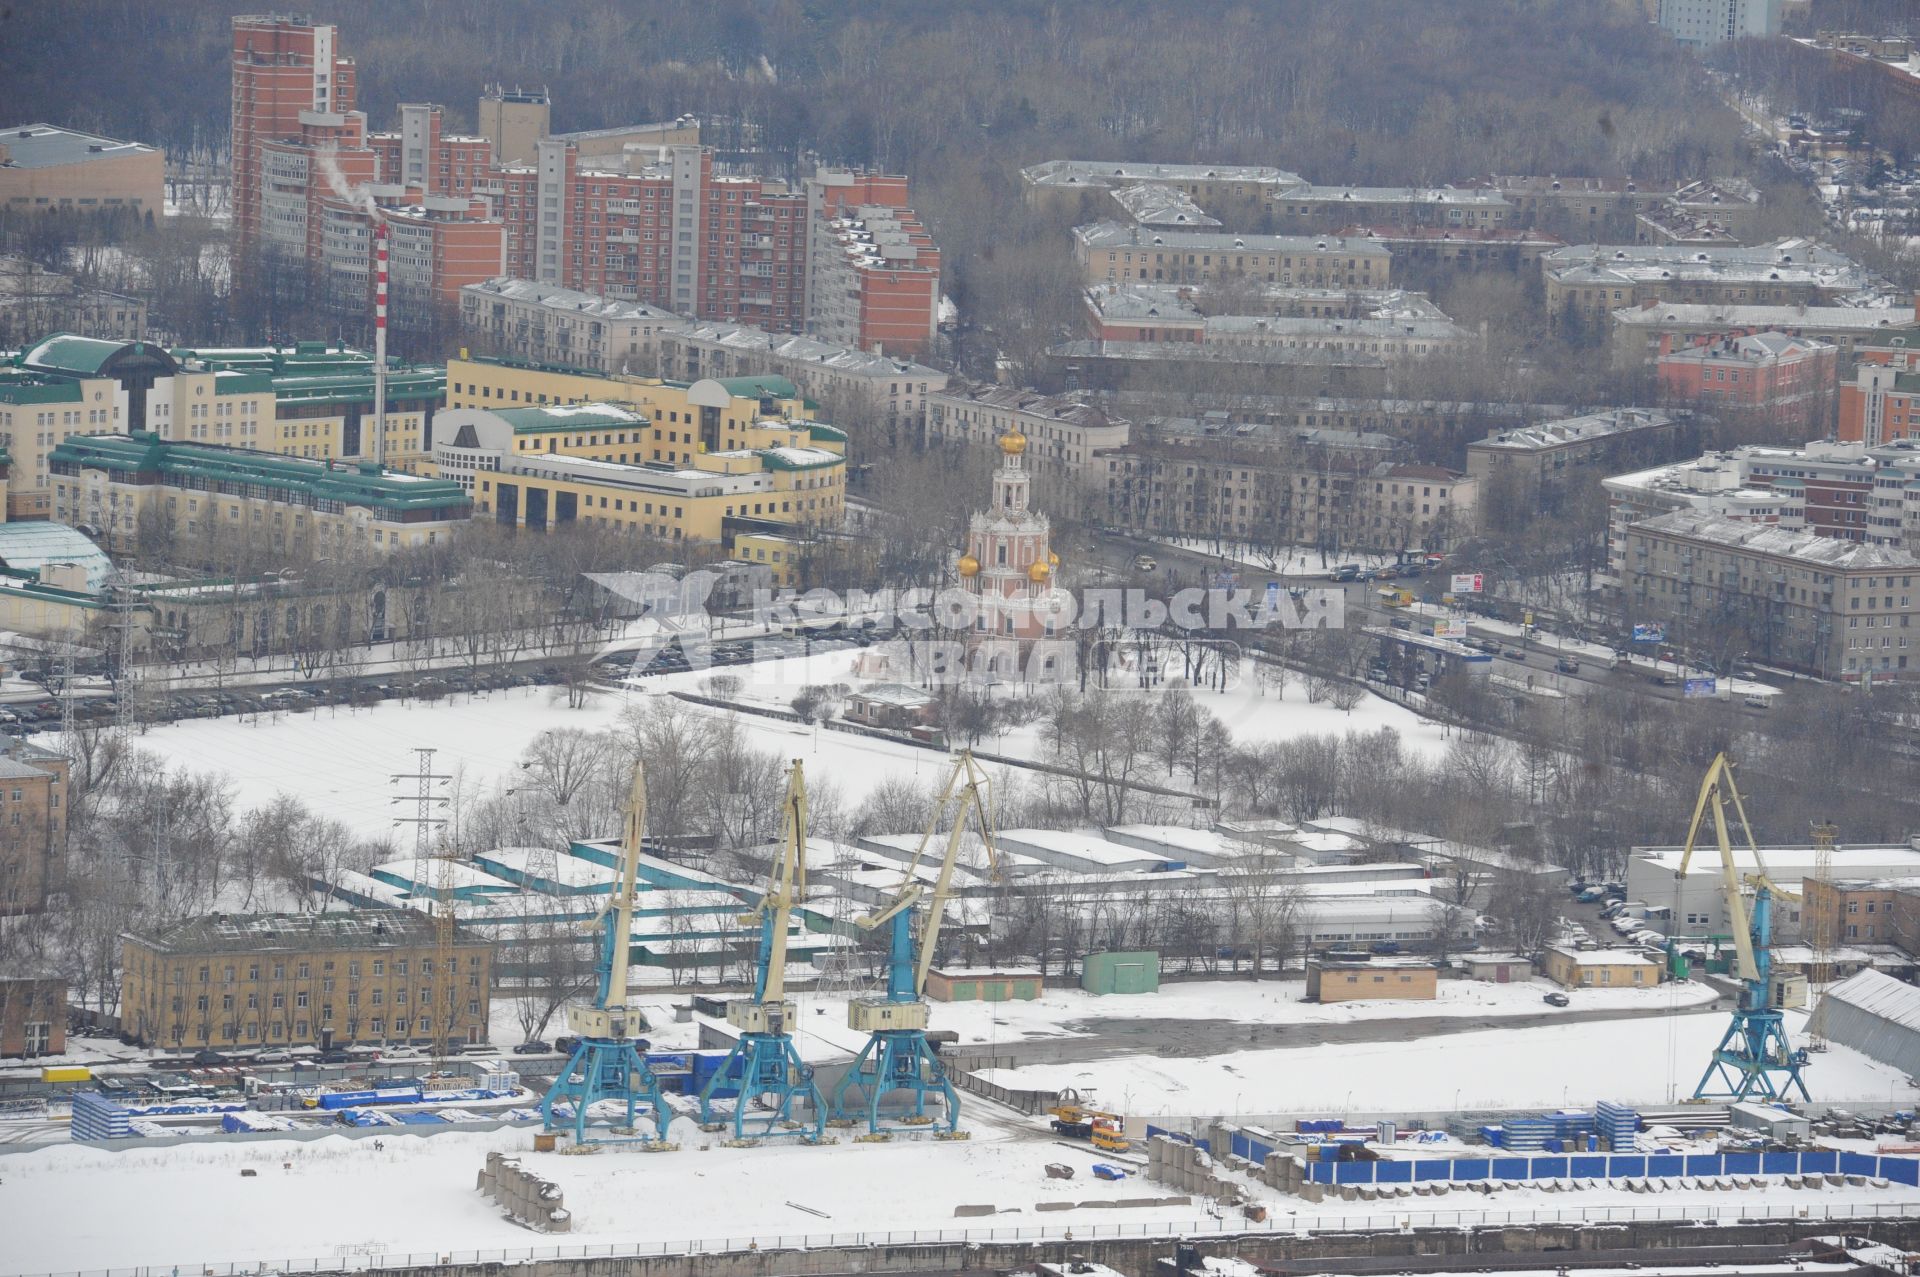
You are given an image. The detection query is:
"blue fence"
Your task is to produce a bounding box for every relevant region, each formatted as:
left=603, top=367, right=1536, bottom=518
left=1306, top=1147, right=1920, bottom=1186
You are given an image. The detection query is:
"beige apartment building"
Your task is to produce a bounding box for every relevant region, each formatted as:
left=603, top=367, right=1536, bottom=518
left=1621, top=508, right=1920, bottom=679
left=926, top=382, right=1131, bottom=465
left=1073, top=222, right=1391, bottom=290
left=121, top=911, right=494, bottom=1050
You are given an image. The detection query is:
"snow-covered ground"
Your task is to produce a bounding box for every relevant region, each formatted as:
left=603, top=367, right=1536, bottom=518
left=979, top=1008, right=1916, bottom=1115
left=10, top=1105, right=1920, bottom=1274
left=95, top=652, right=1452, bottom=840
left=1150, top=537, right=1398, bottom=579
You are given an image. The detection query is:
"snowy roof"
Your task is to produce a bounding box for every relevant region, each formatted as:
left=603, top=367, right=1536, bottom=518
left=461, top=277, right=679, bottom=322
left=1631, top=509, right=1920, bottom=569
left=1612, top=300, right=1915, bottom=330
left=370, top=858, right=519, bottom=893
left=1638, top=842, right=1920, bottom=876
left=1548, top=945, right=1658, bottom=967
left=1024, top=159, right=1304, bottom=189
left=126, top=910, right=454, bottom=954
left=471, top=847, right=617, bottom=888
left=0, top=521, right=116, bottom=591
left=1470, top=409, right=1673, bottom=453
left=1823, top=967, right=1920, bottom=1032
left=997, top=828, right=1176, bottom=867
left=1104, top=824, right=1247, bottom=857
left=1074, top=221, right=1388, bottom=256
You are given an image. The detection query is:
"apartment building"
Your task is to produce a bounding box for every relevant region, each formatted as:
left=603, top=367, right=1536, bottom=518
left=1101, top=445, right=1474, bottom=553
left=49, top=433, right=472, bottom=558
left=0, top=975, right=64, bottom=1057
left=1839, top=363, right=1920, bottom=447
left=651, top=320, right=945, bottom=446
left=459, top=277, right=681, bottom=373
left=121, top=911, right=493, bottom=1050
left=1081, top=284, right=1461, bottom=353
left=1331, top=225, right=1566, bottom=273
left=1270, top=185, right=1512, bottom=233
left=1621, top=508, right=1920, bottom=678
left=1073, top=222, right=1391, bottom=289
left=0, top=123, right=163, bottom=216
left=1021, top=160, right=1304, bottom=227
left=1543, top=240, right=1879, bottom=326
left=0, top=739, right=70, bottom=919
left=1656, top=331, right=1838, bottom=435
left=1609, top=298, right=1920, bottom=367
left=1602, top=450, right=1806, bottom=578
left=430, top=401, right=845, bottom=546
left=1465, top=409, right=1682, bottom=513
left=1657, top=0, right=1783, bottom=46
left=805, top=171, right=942, bottom=356
left=230, top=14, right=356, bottom=264
left=1665, top=178, right=1765, bottom=241
left=927, top=383, right=1132, bottom=468
left=1487, top=175, right=1675, bottom=240
left=1801, top=877, right=1920, bottom=951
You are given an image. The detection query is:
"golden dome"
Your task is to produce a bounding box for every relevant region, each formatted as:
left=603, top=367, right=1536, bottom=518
left=999, top=431, right=1028, bottom=456
left=1027, top=560, right=1052, bottom=583
left=1048, top=550, right=1059, bottom=567
left=957, top=554, right=981, bottom=578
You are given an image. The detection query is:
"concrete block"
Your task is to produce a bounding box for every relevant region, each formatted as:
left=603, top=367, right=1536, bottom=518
left=953, top=1205, right=997, bottom=1217
left=1035, top=1201, right=1076, bottom=1213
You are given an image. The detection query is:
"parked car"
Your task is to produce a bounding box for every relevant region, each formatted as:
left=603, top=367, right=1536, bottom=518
left=1502, top=648, right=1526, bottom=661
left=381, top=1044, right=424, bottom=1059
left=512, top=1040, right=553, bottom=1055
left=189, top=1049, right=231, bottom=1067
left=252, top=1049, right=294, bottom=1065
left=1542, top=992, right=1571, bottom=1007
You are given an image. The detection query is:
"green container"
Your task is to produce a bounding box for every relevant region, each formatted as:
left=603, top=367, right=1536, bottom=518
left=1080, top=950, right=1161, bottom=996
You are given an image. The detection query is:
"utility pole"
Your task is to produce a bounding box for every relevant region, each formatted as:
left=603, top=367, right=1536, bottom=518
left=391, top=747, right=455, bottom=1055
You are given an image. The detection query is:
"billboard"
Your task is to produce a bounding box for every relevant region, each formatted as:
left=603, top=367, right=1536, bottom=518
left=1434, top=619, right=1467, bottom=639
left=1450, top=573, right=1484, bottom=594
left=1632, top=623, right=1665, bottom=643
left=1683, top=677, right=1717, bottom=699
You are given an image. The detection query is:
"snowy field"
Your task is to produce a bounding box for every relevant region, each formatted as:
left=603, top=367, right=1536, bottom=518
left=11, top=1104, right=1920, bottom=1273
left=96, top=654, right=1450, bottom=840
left=979, top=1008, right=1919, bottom=1115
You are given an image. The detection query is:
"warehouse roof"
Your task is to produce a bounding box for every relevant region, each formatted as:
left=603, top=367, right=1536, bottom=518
left=125, top=910, right=478, bottom=954
left=1822, top=967, right=1920, bottom=1034
left=0, top=123, right=157, bottom=170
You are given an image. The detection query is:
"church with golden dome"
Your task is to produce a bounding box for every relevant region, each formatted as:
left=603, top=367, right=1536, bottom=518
left=955, top=428, right=1068, bottom=668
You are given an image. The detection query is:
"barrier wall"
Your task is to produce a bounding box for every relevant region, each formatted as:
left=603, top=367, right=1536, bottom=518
left=1304, top=1147, right=1920, bottom=1185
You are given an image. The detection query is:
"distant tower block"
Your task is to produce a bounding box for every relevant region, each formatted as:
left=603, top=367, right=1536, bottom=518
left=478, top=84, right=551, bottom=166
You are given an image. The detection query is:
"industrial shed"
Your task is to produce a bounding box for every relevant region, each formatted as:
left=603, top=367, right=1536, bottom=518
left=1808, top=968, right=1920, bottom=1079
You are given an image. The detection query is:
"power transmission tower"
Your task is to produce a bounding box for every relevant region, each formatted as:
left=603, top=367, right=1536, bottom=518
left=391, top=748, right=455, bottom=1055
left=1807, top=819, right=1839, bottom=1052
left=109, top=580, right=139, bottom=737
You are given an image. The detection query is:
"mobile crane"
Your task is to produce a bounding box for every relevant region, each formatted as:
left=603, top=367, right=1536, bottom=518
left=1672, top=752, right=1810, bottom=1102
left=539, top=762, right=670, bottom=1143
left=829, top=750, right=1000, bottom=1135
left=1047, top=1087, right=1130, bottom=1153
left=697, top=759, right=825, bottom=1140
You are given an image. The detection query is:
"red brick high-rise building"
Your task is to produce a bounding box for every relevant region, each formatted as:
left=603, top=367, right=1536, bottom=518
left=231, top=15, right=356, bottom=265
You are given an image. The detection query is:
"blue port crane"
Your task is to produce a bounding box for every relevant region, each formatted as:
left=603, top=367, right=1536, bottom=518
left=830, top=750, right=1000, bottom=1135
left=697, top=758, right=825, bottom=1140
left=539, top=761, right=670, bottom=1143
left=1673, top=752, right=1810, bottom=1102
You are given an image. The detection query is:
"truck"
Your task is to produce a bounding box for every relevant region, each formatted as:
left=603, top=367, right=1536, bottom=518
left=1047, top=1088, right=1130, bottom=1153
